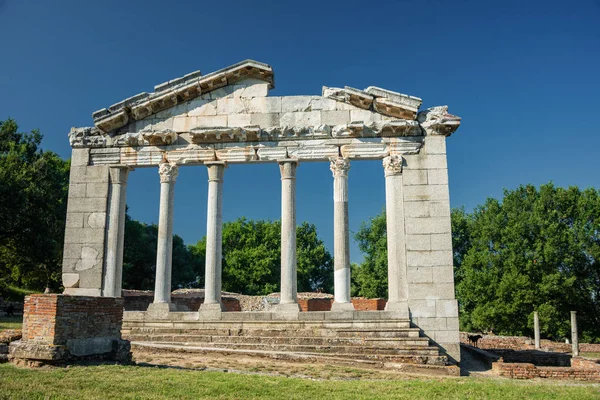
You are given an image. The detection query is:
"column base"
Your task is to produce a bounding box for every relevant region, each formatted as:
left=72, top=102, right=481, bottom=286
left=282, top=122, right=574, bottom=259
left=147, top=302, right=176, bottom=319
left=275, top=302, right=301, bottom=315
left=198, top=302, right=224, bottom=320
left=330, top=301, right=355, bottom=312
left=384, top=300, right=409, bottom=319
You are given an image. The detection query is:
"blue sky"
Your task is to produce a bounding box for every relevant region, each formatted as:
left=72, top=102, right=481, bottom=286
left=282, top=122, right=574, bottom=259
left=1, top=0, right=599, bottom=264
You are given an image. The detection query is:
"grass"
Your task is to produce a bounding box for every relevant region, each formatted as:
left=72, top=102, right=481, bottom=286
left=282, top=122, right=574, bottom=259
left=0, top=283, right=38, bottom=302
left=582, top=352, right=600, bottom=359
left=0, top=315, right=23, bottom=330
left=0, top=364, right=599, bottom=400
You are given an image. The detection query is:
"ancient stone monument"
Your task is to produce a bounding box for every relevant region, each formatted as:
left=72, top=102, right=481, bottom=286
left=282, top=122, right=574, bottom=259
left=16, top=60, right=463, bottom=365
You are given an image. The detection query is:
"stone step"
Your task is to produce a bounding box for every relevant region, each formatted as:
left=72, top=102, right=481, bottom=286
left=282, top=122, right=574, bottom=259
left=143, top=341, right=441, bottom=356
left=336, top=328, right=421, bottom=338
left=123, top=319, right=412, bottom=330
left=124, top=334, right=430, bottom=347
left=131, top=342, right=448, bottom=367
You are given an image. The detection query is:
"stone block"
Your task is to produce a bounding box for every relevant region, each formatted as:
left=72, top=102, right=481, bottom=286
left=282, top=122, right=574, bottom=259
left=78, top=267, right=103, bottom=289
left=403, top=169, right=428, bottom=185
left=62, top=273, right=80, bottom=288
left=85, top=212, right=106, bottom=229
left=279, top=111, right=321, bottom=127
left=427, top=169, right=449, bottom=185
left=154, top=103, right=188, bottom=119
left=404, top=185, right=449, bottom=202
left=435, top=330, right=460, bottom=343
left=281, top=96, right=314, bottom=112
left=85, top=183, right=109, bottom=198
left=187, top=99, right=217, bottom=116
left=74, top=246, right=102, bottom=272
left=407, top=250, right=453, bottom=267
left=208, top=86, right=234, bottom=100
left=429, top=201, right=451, bottom=217
left=407, top=266, right=433, bottom=283
left=424, top=136, right=447, bottom=155
left=246, top=97, right=282, bottom=114
left=63, top=288, right=102, bottom=296
left=406, top=217, right=451, bottom=234
left=217, top=98, right=246, bottom=115
left=251, top=113, right=281, bottom=127
left=406, top=234, right=430, bottom=251
left=65, top=213, right=84, bottom=229
left=409, top=283, right=455, bottom=300
left=404, top=201, right=429, bottom=218
left=432, top=266, right=455, bottom=283
left=349, top=109, right=382, bottom=124
left=69, top=166, right=109, bottom=184
left=227, top=114, right=252, bottom=127
left=408, top=300, right=436, bottom=318
left=430, top=233, right=452, bottom=250
left=436, top=299, right=458, bottom=317
left=446, top=317, right=459, bottom=331
left=309, top=98, right=337, bottom=111
left=403, top=154, right=447, bottom=170
left=71, top=149, right=90, bottom=167
left=172, top=116, right=191, bottom=131
left=321, top=110, right=350, bottom=125
left=195, top=115, right=228, bottom=127
left=68, top=183, right=87, bottom=198
left=232, top=80, right=269, bottom=98
left=151, top=118, right=174, bottom=131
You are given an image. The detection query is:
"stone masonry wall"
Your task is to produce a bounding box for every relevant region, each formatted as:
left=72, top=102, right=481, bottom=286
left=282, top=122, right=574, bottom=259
left=62, top=148, right=109, bottom=296
left=493, top=361, right=600, bottom=382
left=403, top=135, right=459, bottom=363
left=460, top=332, right=600, bottom=353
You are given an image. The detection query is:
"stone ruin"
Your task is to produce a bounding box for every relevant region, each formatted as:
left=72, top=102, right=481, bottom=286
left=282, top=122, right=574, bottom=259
left=10, top=60, right=462, bottom=367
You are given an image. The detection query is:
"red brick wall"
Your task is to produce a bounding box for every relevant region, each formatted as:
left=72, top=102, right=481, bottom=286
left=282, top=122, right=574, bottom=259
left=352, top=298, right=387, bottom=311
left=298, top=298, right=333, bottom=311
left=22, top=294, right=124, bottom=345
left=493, top=361, right=600, bottom=381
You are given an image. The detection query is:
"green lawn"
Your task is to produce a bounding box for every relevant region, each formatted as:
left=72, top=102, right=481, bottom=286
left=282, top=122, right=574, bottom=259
left=0, top=364, right=598, bottom=400
left=582, top=352, right=600, bottom=359
left=0, top=315, right=23, bottom=331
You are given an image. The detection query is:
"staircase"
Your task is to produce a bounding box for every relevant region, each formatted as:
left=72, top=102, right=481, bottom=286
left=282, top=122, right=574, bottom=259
left=122, top=314, right=450, bottom=368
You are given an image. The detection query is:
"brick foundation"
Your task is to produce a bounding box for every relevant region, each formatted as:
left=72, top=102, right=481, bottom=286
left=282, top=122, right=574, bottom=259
left=493, top=360, right=600, bottom=382
left=9, top=294, right=130, bottom=366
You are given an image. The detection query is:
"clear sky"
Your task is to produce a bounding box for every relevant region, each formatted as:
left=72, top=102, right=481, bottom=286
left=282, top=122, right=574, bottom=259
left=1, top=0, right=599, bottom=264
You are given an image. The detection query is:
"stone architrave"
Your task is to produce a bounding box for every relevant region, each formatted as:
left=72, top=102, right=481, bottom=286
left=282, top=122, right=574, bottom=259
left=330, top=158, right=354, bottom=312
left=276, top=160, right=301, bottom=313
left=199, top=162, right=227, bottom=318
left=147, top=161, right=178, bottom=317
left=103, top=167, right=129, bottom=297
left=383, top=155, right=409, bottom=317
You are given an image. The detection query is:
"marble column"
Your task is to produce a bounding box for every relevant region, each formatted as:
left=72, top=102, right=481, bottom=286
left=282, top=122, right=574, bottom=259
left=571, top=311, right=579, bottom=356
left=148, top=161, right=178, bottom=316
left=330, top=158, right=354, bottom=312
left=383, top=155, right=409, bottom=317
left=199, top=162, right=226, bottom=317
left=534, top=311, right=540, bottom=349
left=277, top=160, right=301, bottom=313
left=103, top=166, right=130, bottom=297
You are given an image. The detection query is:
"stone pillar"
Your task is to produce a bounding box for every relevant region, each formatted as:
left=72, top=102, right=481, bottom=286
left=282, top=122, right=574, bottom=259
left=103, top=167, right=130, bottom=297
left=330, top=158, right=354, bottom=312
left=199, top=162, right=227, bottom=318
left=571, top=311, right=579, bottom=356
left=383, top=155, right=409, bottom=318
left=534, top=311, right=540, bottom=350
left=276, top=160, right=301, bottom=313
left=147, top=161, right=178, bottom=317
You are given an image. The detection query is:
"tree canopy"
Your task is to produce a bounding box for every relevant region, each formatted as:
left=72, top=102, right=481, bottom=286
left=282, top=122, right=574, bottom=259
left=454, top=183, right=600, bottom=341
left=0, top=119, right=69, bottom=291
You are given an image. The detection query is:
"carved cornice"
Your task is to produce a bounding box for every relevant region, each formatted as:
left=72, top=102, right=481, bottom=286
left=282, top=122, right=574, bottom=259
left=383, top=155, right=403, bottom=176
left=158, top=162, right=179, bottom=183
left=417, top=106, right=461, bottom=137
left=330, top=157, right=350, bottom=178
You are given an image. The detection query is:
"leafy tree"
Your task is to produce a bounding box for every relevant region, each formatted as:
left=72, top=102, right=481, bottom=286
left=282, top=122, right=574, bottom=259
left=189, top=217, right=333, bottom=295
left=122, top=212, right=203, bottom=290
left=454, top=184, right=600, bottom=341
left=0, top=119, right=69, bottom=291
left=352, top=209, right=388, bottom=298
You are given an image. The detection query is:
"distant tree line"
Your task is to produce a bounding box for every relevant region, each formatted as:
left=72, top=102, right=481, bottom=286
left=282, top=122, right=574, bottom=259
left=1, top=120, right=598, bottom=341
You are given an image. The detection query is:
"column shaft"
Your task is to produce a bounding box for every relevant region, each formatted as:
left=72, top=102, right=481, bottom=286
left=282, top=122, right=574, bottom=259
left=278, top=160, right=300, bottom=312
left=103, top=167, right=129, bottom=297
left=200, top=162, right=226, bottom=315
left=534, top=311, right=540, bottom=349
left=383, top=155, right=409, bottom=317
left=571, top=311, right=579, bottom=356
left=150, top=162, right=178, bottom=312
left=330, top=158, right=354, bottom=311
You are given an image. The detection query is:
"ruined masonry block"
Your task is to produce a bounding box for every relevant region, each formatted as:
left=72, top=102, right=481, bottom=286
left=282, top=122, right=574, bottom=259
left=407, top=250, right=453, bottom=267
left=407, top=266, right=433, bottom=283
left=428, top=169, right=449, bottom=185
left=404, top=185, right=449, bottom=202
left=424, top=136, right=447, bottom=155
left=409, top=283, right=455, bottom=300
left=436, top=299, right=459, bottom=317
left=406, top=217, right=451, bottom=235
left=431, top=233, right=452, bottom=250
left=403, top=169, right=428, bottom=185
left=406, top=234, right=430, bottom=251
left=408, top=300, right=436, bottom=318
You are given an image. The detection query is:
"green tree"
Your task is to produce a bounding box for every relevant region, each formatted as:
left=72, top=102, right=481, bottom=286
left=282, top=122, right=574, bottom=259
left=0, top=119, right=69, bottom=291
left=454, top=184, right=600, bottom=341
left=189, top=217, right=333, bottom=295
left=122, top=213, right=203, bottom=290
left=352, top=209, right=388, bottom=298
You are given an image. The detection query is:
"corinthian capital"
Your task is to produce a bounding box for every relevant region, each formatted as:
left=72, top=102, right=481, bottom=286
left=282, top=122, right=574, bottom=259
left=158, top=162, right=179, bottom=183
left=329, top=157, right=350, bottom=178
left=383, top=155, right=403, bottom=176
